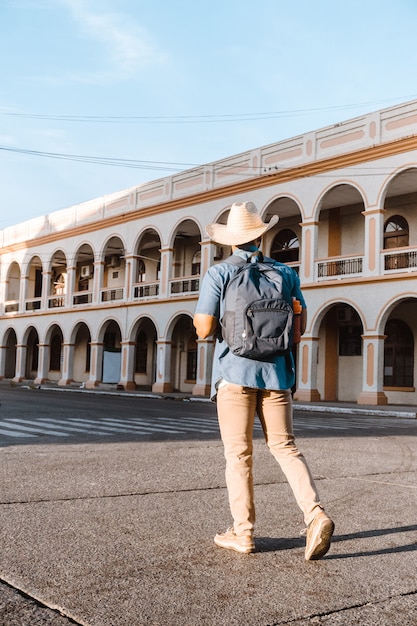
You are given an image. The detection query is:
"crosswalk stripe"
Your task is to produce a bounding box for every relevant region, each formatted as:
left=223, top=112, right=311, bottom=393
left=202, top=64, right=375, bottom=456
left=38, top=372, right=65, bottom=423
left=54, top=417, right=213, bottom=434
left=38, top=417, right=149, bottom=434
left=0, top=413, right=413, bottom=441
left=2, top=419, right=69, bottom=437
left=0, top=426, right=37, bottom=438
left=0, top=416, right=219, bottom=438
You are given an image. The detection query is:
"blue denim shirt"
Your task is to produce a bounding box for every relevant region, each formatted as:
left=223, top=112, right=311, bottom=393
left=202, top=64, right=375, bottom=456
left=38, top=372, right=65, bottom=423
left=195, top=249, right=306, bottom=400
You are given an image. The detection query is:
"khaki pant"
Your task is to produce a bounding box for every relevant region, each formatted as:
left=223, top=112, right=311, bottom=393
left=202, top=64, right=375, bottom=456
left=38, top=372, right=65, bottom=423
left=217, top=384, right=323, bottom=535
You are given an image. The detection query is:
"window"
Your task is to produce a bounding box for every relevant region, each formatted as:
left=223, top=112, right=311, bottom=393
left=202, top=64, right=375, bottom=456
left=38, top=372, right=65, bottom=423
left=271, top=229, right=299, bottom=263
left=384, top=319, right=414, bottom=388
left=384, top=215, right=409, bottom=249
left=135, top=331, right=148, bottom=373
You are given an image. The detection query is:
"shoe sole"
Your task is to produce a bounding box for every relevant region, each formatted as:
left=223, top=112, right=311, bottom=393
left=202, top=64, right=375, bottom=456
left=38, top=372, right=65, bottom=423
left=305, top=519, right=335, bottom=561
left=214, top=536, right=255, bottom=554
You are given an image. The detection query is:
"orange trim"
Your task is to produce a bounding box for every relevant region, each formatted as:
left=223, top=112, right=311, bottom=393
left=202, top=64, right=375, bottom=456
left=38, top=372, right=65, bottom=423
left=366, top=343, right=374, bottom=387
left=301, top=344, right=309, bottom=385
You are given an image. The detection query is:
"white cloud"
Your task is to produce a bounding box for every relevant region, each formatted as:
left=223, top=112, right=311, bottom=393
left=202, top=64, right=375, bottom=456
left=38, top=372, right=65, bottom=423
left=58, top=0, right=166, bottom=81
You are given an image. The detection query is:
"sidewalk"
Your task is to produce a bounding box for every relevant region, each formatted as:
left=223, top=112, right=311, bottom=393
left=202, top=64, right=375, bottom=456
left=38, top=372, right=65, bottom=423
left=1, top=388, right=416, bottom=625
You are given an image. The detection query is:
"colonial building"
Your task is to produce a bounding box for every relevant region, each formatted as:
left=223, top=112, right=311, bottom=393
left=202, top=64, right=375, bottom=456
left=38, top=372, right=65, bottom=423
left=2, top=99, right=417, bottom=405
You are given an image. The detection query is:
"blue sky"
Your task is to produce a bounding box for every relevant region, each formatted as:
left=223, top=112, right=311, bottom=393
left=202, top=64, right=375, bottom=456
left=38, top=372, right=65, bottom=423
left=1, top=0, right=417, bottom=230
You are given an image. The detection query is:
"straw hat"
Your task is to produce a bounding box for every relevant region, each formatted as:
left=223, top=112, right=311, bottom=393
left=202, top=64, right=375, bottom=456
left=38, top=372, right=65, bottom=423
left=206, top=201, right=279, bottom=246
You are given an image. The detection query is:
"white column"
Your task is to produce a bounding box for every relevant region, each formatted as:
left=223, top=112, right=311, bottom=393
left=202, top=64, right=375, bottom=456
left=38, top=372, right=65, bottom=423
left=92, top=260, right=104, bottom=304
left=58, top=342, right=75, bottom=386
left=13, top=344, right=27, bottom=382
left=158, top=248, right=173, bottom=298
left=85, top=342, right=104, bottom=388
left=119, top=341, right=137, bottom=390
left=124, top=257, right=134, bottom=301
left=152, top=340, right=173, bottom=393
left=66, top=265, right=76, bottom=307
left=34, top=344, right=49, bottom=385
left=192, top=338, right=215, bottom=396
left=298, top=221, right=318, bottom=284
left=200, top=240, right=214, bottom=277
left=357, top=335, right=388, bottom=405
left=19, top=275, right=28, bottom=313
left=362, top=206, right=385, bottom=277
left=293, top=337, right=321, bottom=402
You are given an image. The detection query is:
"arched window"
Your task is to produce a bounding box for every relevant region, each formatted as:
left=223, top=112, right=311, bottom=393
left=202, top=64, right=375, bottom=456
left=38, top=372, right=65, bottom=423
left=137, top=259, right=146, bottom=283
left=384, top=319, right=414, bottom=388
left=270, top=229, right=299, bottom=263
left=191, top=250, right=201, bottom=276
left=384, top=215, right=409, bottom=249
left=49, top=334, right=62, bottom=371
left=135, top=331, right=148, bottom=373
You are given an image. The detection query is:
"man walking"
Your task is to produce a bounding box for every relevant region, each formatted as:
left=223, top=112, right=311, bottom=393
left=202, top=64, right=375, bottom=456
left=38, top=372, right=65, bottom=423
left=193, top=200, right=334, bottom=560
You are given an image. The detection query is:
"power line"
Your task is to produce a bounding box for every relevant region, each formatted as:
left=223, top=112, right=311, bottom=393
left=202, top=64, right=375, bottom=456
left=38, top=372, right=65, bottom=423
left=2, top=96, right=417, bottom=124
left=0, top=144, right=407, bottom=179
left=0, top=145, right=198, bottom=171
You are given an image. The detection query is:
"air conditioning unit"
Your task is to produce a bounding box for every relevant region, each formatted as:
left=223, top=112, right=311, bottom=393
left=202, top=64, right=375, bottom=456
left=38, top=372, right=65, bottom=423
left=109, top=255, right=120, bottom=268
left=80, top=264, right=93, bottom=278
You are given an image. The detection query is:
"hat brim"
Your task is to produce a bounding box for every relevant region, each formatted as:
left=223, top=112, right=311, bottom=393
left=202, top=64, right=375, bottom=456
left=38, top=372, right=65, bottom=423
left=206, top=214, right=279, bottom=246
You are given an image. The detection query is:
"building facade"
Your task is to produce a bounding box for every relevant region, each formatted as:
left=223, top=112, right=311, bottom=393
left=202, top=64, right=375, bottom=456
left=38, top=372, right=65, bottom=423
left=2, top=99, right=417, bottom=405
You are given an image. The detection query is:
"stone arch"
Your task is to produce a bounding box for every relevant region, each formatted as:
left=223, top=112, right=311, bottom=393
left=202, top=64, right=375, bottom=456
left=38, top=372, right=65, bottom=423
left=130, top=316, right=159, bottom=389
left=5, top=261, right=21, bottom=312
left=165, top=312, right=198, bottom=393
left=312, top=299, right=364, bottom=402
left=70, top=321, right=92, bottom=383
left=2, top=327, right=17, bottom=379
left=97, top=318, right=123, bottom=384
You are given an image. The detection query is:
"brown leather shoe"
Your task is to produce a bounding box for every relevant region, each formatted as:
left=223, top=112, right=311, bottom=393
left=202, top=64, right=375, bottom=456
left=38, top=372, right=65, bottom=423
left=305, top=512, right=334, bottom=561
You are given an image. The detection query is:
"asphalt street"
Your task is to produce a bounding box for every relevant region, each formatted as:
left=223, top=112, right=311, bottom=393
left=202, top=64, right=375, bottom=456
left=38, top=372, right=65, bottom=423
left=1, top=386, right=416, bottom=625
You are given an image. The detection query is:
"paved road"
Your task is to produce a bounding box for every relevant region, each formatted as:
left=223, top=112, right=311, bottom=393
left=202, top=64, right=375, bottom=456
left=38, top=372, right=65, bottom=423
left=1, top=386, right=416, bottom=625
left=0, top=387, right=416, bottom=446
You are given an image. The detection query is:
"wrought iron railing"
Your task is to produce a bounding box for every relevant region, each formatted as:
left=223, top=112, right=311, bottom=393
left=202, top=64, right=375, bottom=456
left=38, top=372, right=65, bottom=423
left=101, top=288, right=124, bottom=302
left=133, top=282, right=159, bottom=299
left=383, top=249, right=417, bottom=271
left=25, top=298, right=41, bottom=311
left=170, top=277, right=200, bottom=294
left=48, top=296, right=66, bottom=308
left=73, top=292, right=93, bottom=305
left=317, top=256, right=363, bottom=279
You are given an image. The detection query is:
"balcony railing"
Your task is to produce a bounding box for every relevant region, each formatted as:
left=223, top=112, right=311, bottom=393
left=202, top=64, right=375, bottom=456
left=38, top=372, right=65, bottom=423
left=25, top=298, right=41, bottom=311
left=101, top=288, right=124, bottom=302
left=383, top=249, right=417, bottom=271
left=317, top=256, right=363, bottom=279
left=170, top=277, right=200, bottom=294
left=48, top=295, right=66, bottom=308
left=133, top=282, right=159, bottom=299
left=73, top=292, right=93, bottom=305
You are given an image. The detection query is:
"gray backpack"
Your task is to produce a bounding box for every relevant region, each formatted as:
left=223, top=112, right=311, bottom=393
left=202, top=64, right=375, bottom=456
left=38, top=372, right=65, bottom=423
left=220, top=253, right=294, bottom=361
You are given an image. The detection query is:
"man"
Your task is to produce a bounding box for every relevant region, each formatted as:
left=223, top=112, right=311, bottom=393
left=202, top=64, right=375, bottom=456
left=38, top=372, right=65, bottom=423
left=193, top=200, right=334, bottom=561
